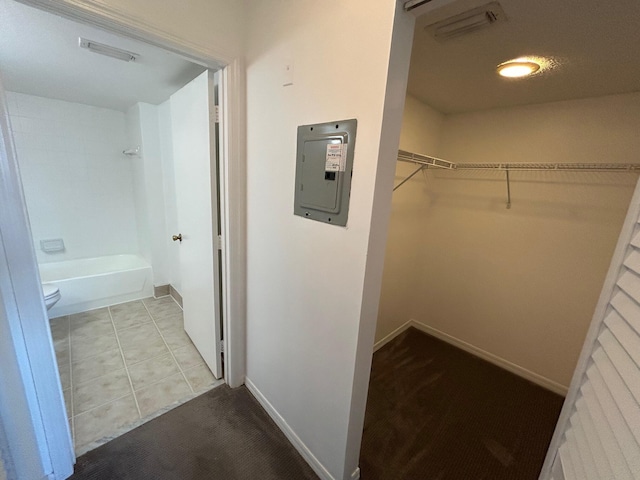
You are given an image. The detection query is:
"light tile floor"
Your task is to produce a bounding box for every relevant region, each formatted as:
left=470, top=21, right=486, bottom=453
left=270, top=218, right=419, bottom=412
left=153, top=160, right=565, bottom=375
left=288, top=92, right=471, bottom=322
left=50, top=296, right=224, bottom=455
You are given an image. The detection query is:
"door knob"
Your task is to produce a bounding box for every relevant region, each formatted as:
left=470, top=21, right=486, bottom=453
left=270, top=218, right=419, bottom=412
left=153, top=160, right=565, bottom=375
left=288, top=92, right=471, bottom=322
left=172, top=234, right=182, bottom=242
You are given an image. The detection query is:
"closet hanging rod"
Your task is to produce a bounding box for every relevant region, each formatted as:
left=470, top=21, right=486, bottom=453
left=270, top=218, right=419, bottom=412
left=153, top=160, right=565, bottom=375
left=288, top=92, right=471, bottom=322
left=397, top=150, right=640, bottom=173
left=455, top=163, right=640, bottom=172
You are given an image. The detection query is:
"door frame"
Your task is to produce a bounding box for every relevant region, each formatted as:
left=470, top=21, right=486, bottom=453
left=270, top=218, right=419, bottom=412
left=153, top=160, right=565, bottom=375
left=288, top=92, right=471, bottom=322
left=4, top=1, right=247, bottom=477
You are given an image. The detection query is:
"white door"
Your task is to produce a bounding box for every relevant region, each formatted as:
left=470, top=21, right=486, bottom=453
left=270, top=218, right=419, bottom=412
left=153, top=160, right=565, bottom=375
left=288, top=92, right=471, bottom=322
left=539, top=177, right=640, bottom=480
left=170, top=70, right=222, bottom=378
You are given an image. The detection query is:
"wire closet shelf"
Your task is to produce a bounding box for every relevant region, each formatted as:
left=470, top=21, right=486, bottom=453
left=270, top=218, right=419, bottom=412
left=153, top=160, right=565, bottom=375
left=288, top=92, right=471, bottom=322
left=395, top=149, right=640, bottom=208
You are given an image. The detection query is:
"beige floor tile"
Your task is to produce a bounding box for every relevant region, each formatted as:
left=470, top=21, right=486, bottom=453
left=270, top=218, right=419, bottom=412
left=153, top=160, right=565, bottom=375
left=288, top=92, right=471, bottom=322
left=63, top=388, right=72, bottom=418
left=59, top=361, right=71, bottom=390
left=172, top=343, right=205, bottom=370
left=73, top=369, right=131, bottom=414
left=162, top=328, right=192, bottom=350
left=143, top=297, right=182, bottom=320
left=72, top=348, right=124, bottom=386
left=70, top=308, right=110, bottom=324
left=109, top=300, right=146, bottom=316
left=50, top=316, right=69, bottom=341
left=55, top=343, right=70, bottom=367
left=112, top=310, right=152, bottom=331
left=74, top=395, right=139, bottom=450
left=117, top=323, right=161, bottom=347
left=71, top=331, right=118, bottom=361
left=54, top=336, right=70, bottom=357
left=154, top=312, right=184, bottom=333
left=70, top=316, right=114, bottom=341
left=120, top=335, right=170, bottom=366
left=128, top=353, right=180, bottom=391
left=183, top=364, right=217, bottom=393
left=135, top=372, right=192, bottom=418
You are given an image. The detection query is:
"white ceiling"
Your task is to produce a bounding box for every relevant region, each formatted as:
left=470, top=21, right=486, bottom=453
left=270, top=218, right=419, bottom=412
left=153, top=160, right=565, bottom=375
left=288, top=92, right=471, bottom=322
left=0, top=0, right=206, bottom=111
left=408, top=0, right=640, bottom=114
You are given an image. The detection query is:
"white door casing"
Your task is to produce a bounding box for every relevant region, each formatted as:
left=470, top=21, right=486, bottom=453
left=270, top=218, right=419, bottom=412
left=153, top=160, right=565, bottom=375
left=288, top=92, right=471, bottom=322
left=0, top=77, right=74, bottom=479
left=170, top=69, right=223, bottom=379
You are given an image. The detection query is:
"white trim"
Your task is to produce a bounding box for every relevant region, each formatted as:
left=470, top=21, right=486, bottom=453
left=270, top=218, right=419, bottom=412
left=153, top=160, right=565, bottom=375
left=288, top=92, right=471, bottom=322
left=375, top=319, right=568, bottom=396
left=0, top=80, right=73, bottom=479
left=538, top=176, right=640, bottom=479
left=373, top=320, right=413, bottom=352
left=14, top=0, right=231, bottom=66
left=350, top=467, right=361, bottom=480
left=245, top=377, right=335, bottom=480
left=219, top=59, right=247, bottom=388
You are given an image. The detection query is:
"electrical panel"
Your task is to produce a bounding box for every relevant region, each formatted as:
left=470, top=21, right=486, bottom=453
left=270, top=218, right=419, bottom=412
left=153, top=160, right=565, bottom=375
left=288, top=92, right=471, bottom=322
left=293, top=119, right=357, bottom=226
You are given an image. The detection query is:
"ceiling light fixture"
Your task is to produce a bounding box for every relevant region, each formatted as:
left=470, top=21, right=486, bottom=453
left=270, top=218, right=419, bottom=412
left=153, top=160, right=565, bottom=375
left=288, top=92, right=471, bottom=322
left=79, top=38, right=138, bottom=62
left=497, top=59, right=541, bottom=78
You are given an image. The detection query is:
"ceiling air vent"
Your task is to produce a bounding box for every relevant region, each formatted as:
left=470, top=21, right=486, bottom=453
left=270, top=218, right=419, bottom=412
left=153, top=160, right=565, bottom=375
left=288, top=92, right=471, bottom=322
left=425, top=2, right=507, bottom=42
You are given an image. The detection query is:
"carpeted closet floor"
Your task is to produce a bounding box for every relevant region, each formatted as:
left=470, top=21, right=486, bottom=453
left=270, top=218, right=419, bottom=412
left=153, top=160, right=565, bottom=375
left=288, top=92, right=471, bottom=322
left=360, top=327, right=564, bottom=480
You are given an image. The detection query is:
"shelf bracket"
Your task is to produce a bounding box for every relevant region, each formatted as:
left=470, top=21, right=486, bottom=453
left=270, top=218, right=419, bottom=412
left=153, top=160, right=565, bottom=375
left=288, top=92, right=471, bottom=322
left=393, top=165, right=425, bottom=192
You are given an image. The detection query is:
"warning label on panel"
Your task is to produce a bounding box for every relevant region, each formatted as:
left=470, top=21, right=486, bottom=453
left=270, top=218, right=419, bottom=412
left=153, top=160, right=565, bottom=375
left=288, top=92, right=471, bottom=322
left=325, top=143, right=347, bottom=172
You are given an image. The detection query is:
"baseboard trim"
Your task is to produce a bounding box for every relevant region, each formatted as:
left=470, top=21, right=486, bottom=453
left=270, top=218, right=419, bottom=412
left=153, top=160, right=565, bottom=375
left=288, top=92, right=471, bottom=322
left=408, top=319, right=568, bottom=396
left=169, top=285, right=183, bottom=308
left=374, top=319, right=567, bottom=396
left=373, top=320, right=412, bottom=352
left=244, top=377, right=336, bottom=480
left=154, top=284, right=170, bottom=298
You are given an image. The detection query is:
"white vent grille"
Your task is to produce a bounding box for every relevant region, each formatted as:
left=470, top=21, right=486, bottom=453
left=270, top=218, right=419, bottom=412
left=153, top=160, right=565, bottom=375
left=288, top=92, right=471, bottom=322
left=424, top=2, right=507, bottom=42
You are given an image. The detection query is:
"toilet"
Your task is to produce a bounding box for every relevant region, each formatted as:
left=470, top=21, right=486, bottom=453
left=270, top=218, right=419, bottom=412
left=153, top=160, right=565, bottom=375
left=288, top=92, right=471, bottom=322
left=42, top=283, right=61, bottom=311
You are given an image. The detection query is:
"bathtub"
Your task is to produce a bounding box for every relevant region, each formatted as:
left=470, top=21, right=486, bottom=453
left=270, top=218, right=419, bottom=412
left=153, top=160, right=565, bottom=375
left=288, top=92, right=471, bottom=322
left=39, top=254, right=153, bottom=318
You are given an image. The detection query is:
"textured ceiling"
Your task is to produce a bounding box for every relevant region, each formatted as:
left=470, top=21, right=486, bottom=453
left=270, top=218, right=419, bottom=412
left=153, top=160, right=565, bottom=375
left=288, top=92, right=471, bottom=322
left=408, top=0, right=640, bottom=114
left=0, top=0, right=206, bottom=111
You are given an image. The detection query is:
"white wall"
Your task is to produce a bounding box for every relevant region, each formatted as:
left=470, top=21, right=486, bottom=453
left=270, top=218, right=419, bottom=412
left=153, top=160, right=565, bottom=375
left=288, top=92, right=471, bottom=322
left=126, top=104, right=151, bottom=264
left=377, top=95, right=444, bottom=340
left=377, top=92, right=640, bottom=390
left=244, top=1, right=410, bottom=479
left=126, top=102, right=171, bottom=287
left=7, top=92, right=139, bottom=263
left=87, top=0, right=245, bottom=62
left=158, top=100, right=182, bottom=294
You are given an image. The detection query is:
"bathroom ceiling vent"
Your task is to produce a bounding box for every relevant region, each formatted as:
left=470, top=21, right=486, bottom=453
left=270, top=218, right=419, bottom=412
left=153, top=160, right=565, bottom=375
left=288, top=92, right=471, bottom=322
left=79, top=38, right=138, bottom=62
left=425, top=2, right=507, bottom=42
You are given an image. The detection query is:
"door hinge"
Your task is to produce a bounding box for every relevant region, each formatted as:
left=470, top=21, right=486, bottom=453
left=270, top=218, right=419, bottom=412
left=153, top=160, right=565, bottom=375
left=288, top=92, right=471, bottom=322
left=217, top=234, right=223, bottom=250
left=220, top=340, right=224, bottom=353
left=214, top=105, right=220, bottom=123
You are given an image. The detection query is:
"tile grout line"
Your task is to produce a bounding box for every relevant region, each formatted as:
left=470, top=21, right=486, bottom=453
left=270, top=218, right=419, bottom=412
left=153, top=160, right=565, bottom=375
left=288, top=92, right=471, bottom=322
left=140, top=301, right=195, bottom=395
left=108, top=306, right=142, bottom=418
left=73, top=390, right=133, bottom=420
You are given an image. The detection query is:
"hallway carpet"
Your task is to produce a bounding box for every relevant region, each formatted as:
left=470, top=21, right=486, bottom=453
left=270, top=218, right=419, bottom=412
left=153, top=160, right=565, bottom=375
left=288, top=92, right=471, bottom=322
left=70, top=385, right=318, bottom=480
left=360, top=327, right=564, bottom=480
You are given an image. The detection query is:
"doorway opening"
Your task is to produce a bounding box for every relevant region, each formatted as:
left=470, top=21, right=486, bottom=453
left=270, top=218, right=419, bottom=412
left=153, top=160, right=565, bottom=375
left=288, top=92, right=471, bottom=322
left=1, top=0, right=226, bottom=456
left=363, top=0, right=640, bottom=478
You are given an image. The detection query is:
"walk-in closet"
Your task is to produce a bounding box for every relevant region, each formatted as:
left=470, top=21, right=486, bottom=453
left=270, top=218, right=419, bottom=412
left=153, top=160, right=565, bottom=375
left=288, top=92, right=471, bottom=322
left=361, top=0, right=640, bottom=478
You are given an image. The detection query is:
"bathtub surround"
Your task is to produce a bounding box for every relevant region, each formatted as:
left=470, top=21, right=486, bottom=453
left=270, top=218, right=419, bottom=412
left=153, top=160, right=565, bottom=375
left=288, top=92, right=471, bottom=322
left=51, top=296, right=221, bottom=455
left=126, top=103, right=172, bottom=288
left=6, top=92, right=139, bottom=264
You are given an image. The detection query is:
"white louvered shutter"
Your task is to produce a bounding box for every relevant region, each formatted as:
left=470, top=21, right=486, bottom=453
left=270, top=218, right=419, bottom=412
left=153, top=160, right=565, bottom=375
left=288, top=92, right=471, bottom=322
left=541, top=178, right=640, bottom=480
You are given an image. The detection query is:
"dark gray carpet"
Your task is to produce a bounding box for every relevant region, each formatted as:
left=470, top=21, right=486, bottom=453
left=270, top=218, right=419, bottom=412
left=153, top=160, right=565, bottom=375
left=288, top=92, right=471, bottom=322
left=360, top=327, right=564, bottom=480
left=70, top=385, right=319, bottom=480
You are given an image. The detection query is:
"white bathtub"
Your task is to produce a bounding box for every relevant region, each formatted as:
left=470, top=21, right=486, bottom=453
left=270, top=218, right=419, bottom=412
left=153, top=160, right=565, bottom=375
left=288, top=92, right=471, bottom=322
left=39, top=254, right=153, bottom=317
